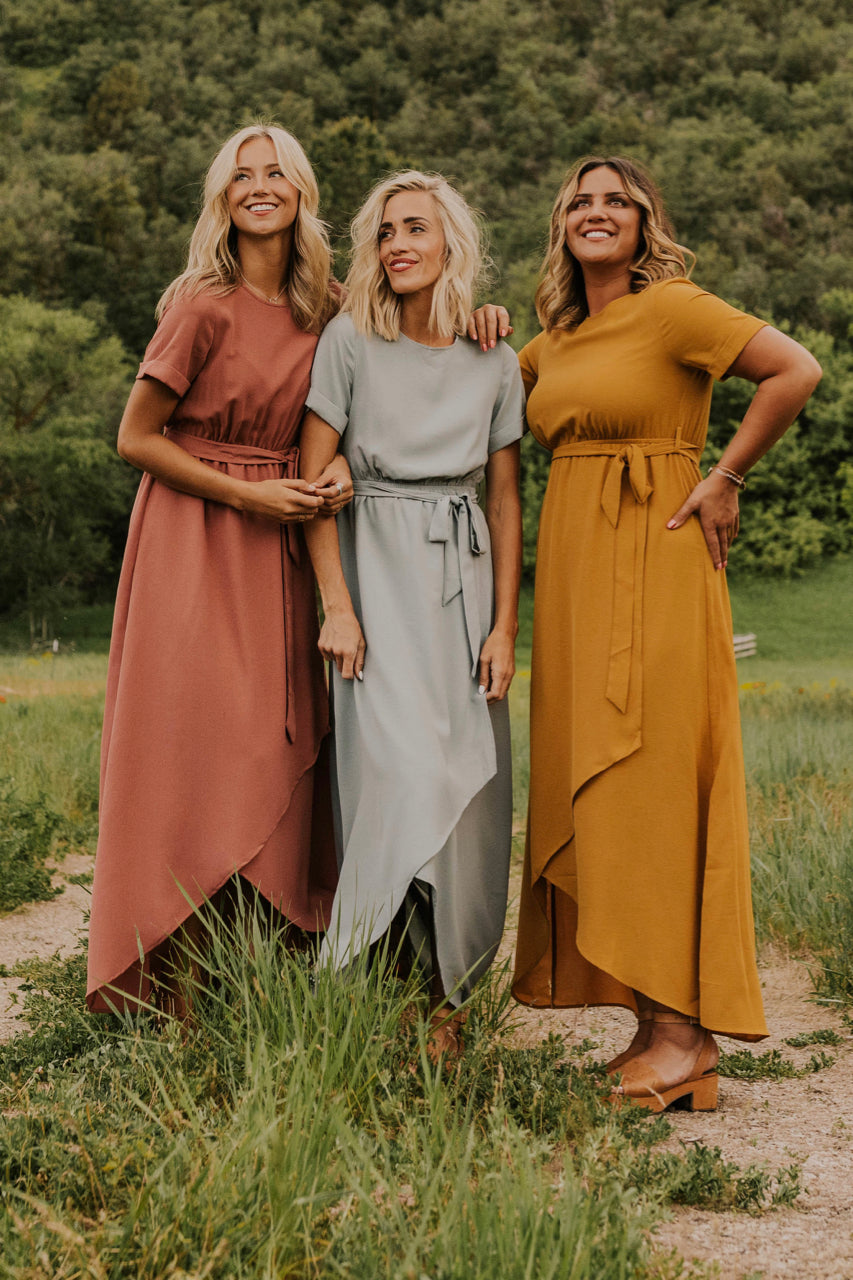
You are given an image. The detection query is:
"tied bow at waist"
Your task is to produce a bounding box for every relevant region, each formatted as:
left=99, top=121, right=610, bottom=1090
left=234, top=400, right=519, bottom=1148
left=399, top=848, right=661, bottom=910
left=353, top=476, right=487, bottom=676
left=552, top=439, right=701, bottom=714
left=166, top=427, right=303, bottom=742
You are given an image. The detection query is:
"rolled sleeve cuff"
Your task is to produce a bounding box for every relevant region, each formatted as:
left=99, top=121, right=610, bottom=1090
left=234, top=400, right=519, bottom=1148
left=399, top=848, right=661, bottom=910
left=488, top=420, right=525, bottom=454
left=137, top=358, right=192, bottom=398
left=305, top=387, right=347, bottom=435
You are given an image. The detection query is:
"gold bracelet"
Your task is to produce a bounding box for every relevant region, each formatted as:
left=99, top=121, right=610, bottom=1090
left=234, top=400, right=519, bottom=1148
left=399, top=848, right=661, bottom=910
left=708, top=464, right=746, bottom=490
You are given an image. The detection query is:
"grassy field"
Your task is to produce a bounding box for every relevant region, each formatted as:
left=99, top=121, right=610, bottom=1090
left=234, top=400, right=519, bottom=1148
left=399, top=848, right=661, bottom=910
left=0, top=559, right=850, bottom=1277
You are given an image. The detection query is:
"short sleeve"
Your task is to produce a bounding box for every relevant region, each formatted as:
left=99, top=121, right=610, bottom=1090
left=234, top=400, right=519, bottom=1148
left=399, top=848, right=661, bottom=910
left=518, top=331, right=546, bottom=399
left=488, top=345, right=525, bottom=453
left=136, top=296, right=217, bottom=397
left=650, top=279, right=767, bottom=380
left=305, top=313, right=358, bottom=435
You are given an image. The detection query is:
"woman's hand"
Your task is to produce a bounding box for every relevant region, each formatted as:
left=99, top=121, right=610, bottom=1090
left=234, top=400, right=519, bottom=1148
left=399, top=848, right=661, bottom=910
left=478, top=628, right=516, bottom=702
left=667, top=326, right=821, bottom=570
left=467, top=305, right=513, bottom=352
left=311, top=453, right=354, bottom=516
left=318, top=606, right=366, bottom=680
left=666, top=471, right=740, bottom=570
left=241, top=478, right=324, bottom=524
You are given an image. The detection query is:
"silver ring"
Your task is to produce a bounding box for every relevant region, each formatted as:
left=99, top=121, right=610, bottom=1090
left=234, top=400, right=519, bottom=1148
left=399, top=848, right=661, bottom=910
left=336, top=482, right=344, bottom=496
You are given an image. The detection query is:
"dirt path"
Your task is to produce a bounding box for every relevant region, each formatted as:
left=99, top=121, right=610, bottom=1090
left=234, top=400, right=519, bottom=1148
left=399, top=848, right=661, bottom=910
left=498, top=865, right=853, bottom=1280
left=3, top=861, right=853, bottom=1278
left=0, top=851, right=93, bottom=1040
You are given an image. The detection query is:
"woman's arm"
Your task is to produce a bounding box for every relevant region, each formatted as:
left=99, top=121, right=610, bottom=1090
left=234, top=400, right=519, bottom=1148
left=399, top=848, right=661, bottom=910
left=667, top=327, right=822, bottom=569
left=118, top=378, right=324, bottom=524
left=479, top=441, right=522, bottom=701
left=300, top=410, right=366, bottom=680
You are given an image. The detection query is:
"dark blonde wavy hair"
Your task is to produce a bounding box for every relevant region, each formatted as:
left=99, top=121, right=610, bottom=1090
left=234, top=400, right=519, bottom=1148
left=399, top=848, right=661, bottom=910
left=535, top=156, right=694, bottom=331
left=157, top=124, right=339, bottom=334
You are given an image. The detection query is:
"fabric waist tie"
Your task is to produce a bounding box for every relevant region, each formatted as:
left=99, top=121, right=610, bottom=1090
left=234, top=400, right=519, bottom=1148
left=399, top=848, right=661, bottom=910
left=166, top=427, right=303, bottom=742
left=352, top=475, right=487, bottom=676
left=551, top=439, right=702, bottom=714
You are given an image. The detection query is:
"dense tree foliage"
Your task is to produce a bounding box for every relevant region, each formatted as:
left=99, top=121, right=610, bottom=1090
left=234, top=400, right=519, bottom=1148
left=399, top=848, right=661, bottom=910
left=1, top=0, right=851, bottom=619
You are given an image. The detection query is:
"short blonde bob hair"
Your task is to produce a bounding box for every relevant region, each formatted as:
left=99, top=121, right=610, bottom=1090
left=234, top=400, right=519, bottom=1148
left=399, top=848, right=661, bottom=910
left=536, top=156, right=694, bottom=331
left=157, top=123, right=338, bottom=334
left=343, top=171, right=487, bottom=341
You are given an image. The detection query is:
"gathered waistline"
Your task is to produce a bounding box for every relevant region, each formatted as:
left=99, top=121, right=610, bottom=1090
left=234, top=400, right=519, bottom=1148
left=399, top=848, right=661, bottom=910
left=352, top=473, right=483, bottom=502
left=552, top=438, right=701, bottom=461
left=165, top=427, right=298, bottom=466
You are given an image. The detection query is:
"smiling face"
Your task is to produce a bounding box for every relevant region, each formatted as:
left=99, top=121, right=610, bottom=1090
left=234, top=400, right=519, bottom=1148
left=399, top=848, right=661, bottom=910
left=377, top=190, right=447, bottom=299
left=564, top=165, right=642, bottom=276
left=226, top=135, right=300, bottom=241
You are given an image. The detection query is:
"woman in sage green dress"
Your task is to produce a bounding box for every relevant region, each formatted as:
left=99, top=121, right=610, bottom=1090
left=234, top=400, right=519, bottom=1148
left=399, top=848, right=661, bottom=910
left=300, top=171, right=523, bottom=1056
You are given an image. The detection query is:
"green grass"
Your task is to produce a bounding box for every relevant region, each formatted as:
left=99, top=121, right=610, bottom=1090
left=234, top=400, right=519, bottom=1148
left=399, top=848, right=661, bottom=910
left=729, top=553, right=853, bottom=684
left=0, top=896, right=795, bottom=1278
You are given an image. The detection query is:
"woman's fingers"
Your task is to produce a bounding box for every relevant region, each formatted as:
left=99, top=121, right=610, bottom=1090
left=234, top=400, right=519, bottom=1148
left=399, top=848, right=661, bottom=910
left=667, top=475, right=740, bottom=570
left=478, top=635, right=515, bottom=701
left=312, top=457, right=354, bottom=515
left=318, top=612, right=366, bottom=680
left=467, top=305, right=513, bottom=351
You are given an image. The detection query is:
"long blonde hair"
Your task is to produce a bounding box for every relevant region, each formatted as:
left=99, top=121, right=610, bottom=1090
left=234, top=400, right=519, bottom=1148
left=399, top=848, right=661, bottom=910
left=343, top=171, right=487, bottom=341
left=157, top=123, right=339, bottom=334
left=536, top=156, right=694, bottom=331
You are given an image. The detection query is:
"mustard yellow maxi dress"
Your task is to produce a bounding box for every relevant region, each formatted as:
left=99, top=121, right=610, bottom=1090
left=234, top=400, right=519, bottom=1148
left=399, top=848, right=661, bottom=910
left=512, top=278, right=769, bottom=1041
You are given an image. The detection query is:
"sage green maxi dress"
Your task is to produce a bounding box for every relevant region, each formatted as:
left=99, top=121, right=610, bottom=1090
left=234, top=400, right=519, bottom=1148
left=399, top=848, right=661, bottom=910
left=306, top=313, right=524, bottom=1004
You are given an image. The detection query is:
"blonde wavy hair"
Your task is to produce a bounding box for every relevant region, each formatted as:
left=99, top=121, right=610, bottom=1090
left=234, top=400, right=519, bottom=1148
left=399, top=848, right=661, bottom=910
left=156, top=123, right=339, bottom=334
left=536, top=156, right=694, bottom=331
left=343, top=171, right=488, bottom=341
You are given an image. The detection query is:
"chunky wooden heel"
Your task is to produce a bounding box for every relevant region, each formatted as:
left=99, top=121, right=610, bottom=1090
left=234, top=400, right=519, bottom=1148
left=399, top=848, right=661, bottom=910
left=608, top=1026, right=720, bottom=1114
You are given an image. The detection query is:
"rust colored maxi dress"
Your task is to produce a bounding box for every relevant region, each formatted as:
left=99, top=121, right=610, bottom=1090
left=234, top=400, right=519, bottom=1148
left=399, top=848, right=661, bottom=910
left=87, top=287, right=337, bottom=1012
left=512, top=278, right=769, bottom=1041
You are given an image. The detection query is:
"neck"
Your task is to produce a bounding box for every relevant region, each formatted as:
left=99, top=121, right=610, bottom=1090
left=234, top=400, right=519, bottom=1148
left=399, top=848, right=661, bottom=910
left=398, top=288, right=454, bottom=348
left=582, top=264, right=633, bottom=317
left=237, top=230, right=292, bottom=301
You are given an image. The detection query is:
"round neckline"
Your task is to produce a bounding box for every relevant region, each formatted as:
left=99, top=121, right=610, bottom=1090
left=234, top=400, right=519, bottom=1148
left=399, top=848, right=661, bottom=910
left=581, top=288, right=639, bottom=325
left=580, top=278, right=677, bottom=326
left=398, top=329, right=457, bottom=351
left=238, top=283, right=291, bottom=310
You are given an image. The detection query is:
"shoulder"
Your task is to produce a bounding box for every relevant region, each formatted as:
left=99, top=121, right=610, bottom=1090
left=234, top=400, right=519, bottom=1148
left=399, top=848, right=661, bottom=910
left=644, top=276, right=734, bottom=319
left=156, top=288, right=231, bottom=336
left=519, top=328, right=550, bottom=360
left=317, top=310, right=361, bottom=350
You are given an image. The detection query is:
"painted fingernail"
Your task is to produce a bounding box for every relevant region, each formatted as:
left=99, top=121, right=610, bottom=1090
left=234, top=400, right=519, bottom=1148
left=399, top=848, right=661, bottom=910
left=357, top=671, right=364, bottom=681
left=478, top=685, right=486, bottom=694
left=666, top=520, right=677, bottom=529
left=489, top=339, right=495, bottom=348
left=499, top=328, right=507, bottom=336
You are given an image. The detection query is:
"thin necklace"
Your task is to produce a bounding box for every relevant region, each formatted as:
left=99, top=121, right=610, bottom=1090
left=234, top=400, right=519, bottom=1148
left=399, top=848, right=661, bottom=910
left=239, top=272, right=287, bottom=305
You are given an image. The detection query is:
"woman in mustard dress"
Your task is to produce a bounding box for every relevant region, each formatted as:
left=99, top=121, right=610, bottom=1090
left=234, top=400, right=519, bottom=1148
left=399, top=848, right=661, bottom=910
left=512, top=156, right=821, bottom=1111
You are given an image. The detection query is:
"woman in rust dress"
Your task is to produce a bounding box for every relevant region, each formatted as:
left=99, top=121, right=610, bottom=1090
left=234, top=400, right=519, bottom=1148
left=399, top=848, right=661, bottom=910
left=87, top=125, right=351, bottom=1014
left=513, top=157, right=821, bottom=1110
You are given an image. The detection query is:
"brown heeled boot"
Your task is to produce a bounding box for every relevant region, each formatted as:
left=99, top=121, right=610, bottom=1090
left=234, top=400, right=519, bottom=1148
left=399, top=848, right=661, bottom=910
left=609, top=1011, right=719, bottom=1113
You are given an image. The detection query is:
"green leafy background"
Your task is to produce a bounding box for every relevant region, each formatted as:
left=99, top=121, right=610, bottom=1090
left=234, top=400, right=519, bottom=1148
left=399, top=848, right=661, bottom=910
left=2, top=0, right=852, bottom=631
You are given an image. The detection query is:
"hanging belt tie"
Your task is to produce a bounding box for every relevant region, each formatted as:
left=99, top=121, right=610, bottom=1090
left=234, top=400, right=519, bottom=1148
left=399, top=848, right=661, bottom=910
left=552, top=438, right=701, bottom=714
left=165, top=428, right=302, bottom=742
left=352, top=474, right=487, bottom=677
